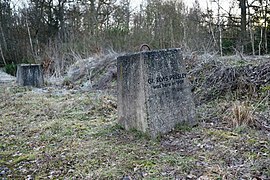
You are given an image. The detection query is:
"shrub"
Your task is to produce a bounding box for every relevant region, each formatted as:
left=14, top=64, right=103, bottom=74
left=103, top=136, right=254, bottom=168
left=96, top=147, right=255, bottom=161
left=4, top=63, right=17, bottom=76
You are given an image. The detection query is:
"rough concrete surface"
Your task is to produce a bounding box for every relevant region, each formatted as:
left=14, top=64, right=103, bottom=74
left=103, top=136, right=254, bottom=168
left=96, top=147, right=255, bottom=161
left=117, top=48, right=196, bottom=138
left=16, top=64, right=44, bottom=87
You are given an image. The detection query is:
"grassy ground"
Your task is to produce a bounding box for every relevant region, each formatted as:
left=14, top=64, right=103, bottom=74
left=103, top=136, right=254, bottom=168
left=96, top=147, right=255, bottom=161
left=0, top=84, right=269, bottom=179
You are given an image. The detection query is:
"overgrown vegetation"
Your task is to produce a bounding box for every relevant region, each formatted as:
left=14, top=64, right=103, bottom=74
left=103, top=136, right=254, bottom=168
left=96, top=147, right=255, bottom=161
left=4, top=63, right=16, bottom=76
left=0, top=76, right=269, bottom=179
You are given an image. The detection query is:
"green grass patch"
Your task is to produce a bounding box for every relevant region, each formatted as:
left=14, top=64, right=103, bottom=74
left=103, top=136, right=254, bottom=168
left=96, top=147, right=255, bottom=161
left=0, top=85, right=269, bottom=179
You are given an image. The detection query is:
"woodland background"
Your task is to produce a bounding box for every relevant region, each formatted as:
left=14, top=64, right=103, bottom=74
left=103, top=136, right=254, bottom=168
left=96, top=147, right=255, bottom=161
left=0, top=0, right=269, bottom=68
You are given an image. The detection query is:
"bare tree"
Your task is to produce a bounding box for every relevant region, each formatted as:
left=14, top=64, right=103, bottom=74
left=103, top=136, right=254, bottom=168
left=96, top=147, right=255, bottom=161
left=264, top=0, right=268, bottom=54
left=258, top=0, right=263, bottom=55
left=239, top=0, right=247, bottom=52
left=247, top=0, right=255, bottom=55
left=213, top=0, right=223, bottom=56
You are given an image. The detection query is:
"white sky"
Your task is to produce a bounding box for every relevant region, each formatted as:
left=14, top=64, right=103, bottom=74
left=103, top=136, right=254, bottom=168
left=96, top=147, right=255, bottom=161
left=130, top=0, right=200, bottom=8
left=131, top=0, right=234, bottom=14
left=12, top=0, right=235, bottom=15
left=13, top=0, right=231, bottom=11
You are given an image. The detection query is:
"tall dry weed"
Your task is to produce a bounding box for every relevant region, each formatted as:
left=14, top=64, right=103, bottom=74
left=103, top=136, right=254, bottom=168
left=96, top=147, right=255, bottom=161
left=226, top=101, right=255, bottom=127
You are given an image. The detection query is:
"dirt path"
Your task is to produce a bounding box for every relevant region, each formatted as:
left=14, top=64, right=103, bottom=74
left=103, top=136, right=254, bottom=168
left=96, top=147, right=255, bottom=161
left=0, top=69, right=16, bottom=84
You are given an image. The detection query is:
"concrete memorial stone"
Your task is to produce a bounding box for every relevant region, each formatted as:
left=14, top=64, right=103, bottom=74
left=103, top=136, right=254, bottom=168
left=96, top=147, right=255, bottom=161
left=117, top=48, right=196, bottom=138
left=16, top=64, right=44, bottom=87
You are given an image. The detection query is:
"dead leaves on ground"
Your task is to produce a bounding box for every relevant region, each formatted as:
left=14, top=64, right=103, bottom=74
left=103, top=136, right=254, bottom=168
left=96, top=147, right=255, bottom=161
left=0, top=85, right=269, bottom=179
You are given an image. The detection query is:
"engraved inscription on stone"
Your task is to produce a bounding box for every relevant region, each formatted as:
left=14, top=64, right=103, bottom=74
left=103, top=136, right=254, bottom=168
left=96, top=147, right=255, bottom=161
left=148, top=73, right=187, bottom=89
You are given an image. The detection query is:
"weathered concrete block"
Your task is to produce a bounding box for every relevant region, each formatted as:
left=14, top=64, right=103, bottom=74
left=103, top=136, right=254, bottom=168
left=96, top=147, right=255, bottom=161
left=117, top=48, right=196, bottom=138
left=16, top=64, right=44, bottom=87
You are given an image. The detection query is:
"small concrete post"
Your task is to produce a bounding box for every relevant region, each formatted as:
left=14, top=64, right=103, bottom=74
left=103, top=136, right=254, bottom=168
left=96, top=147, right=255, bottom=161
left=117, top=48, right=196, bottom=138
left=16, top=64, right=44, bottom=87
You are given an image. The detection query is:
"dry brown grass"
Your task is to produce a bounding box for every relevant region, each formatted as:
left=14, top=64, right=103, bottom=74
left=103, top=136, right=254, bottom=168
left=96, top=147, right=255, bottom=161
left=1, top=85, right=269, bottom=179
left=228, top=101, right=255, bottom=127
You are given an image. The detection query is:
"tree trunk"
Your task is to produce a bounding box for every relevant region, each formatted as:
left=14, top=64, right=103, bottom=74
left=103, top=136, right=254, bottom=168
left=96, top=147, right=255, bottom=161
left=258, top=3, right=264, bottom=56
left=259, top=27, right=263, bottom=56
left=0, top=24, right=7, bottom=51
left=26, top=18, right=34, bottom=56
left=249, top=27, right=255, bottom=55
left=217, top=0, right=223, bottom=56
left=170, top=19, right=175, bottom=47
left=264, top=0, right=268, bottom=54
left=0, top=43, right=6, bottom=65
left=247, top=2, right=255, bottom=55
left=239, top=0, right=247, bottom=52
left=206, top=5, right=218, bottom=52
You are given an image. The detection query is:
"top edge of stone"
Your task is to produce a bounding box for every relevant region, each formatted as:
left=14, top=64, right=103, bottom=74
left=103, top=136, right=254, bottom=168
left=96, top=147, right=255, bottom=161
left=117, top=48, right=182, bottom=59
